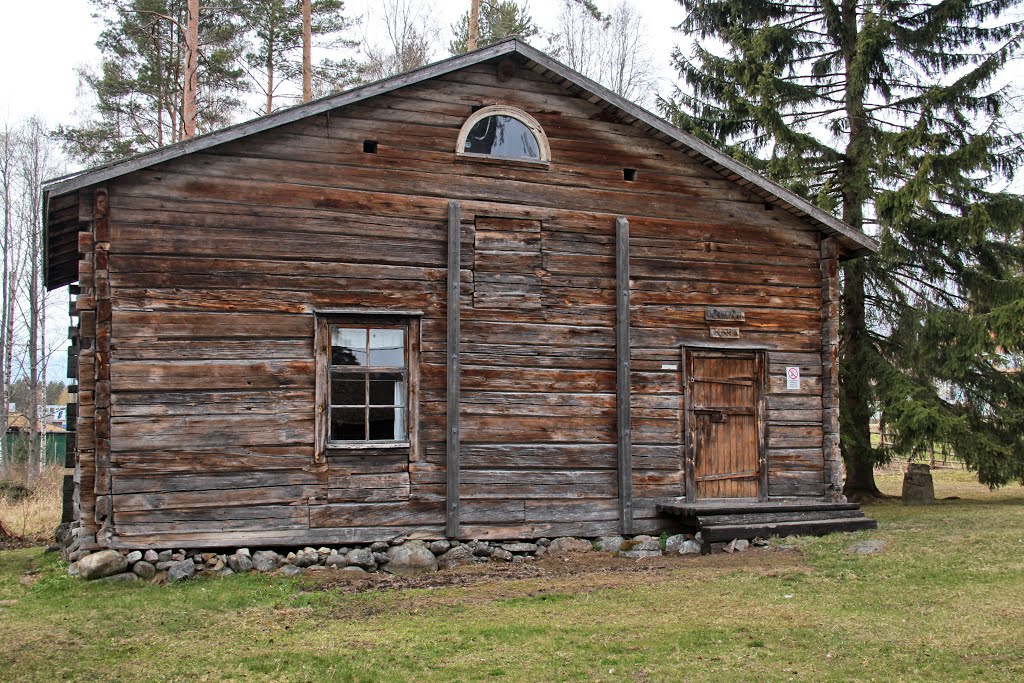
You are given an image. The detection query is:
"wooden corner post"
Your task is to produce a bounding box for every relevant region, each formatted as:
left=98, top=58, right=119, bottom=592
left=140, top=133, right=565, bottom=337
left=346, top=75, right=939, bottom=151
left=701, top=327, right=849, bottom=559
left=446, top=201, right=462, bottom=537
left=615, top=216, right=633, bottom=534
left=93, top=188, right=113, bottom=544
left=820, top=238, right=843, bottom=501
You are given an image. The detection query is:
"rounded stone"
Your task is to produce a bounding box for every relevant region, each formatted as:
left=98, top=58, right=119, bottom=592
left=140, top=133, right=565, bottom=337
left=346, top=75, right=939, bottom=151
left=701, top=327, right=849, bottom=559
left=385, top=541, right=438, bottom=576
left=490, top=548, right=513, bottom=562
left=99, top=572, right=140, bottom=583
left=252, top=550, right=280, bottom=572
left=346, top=548, right=376, bottom=569
left=77, top=550, right=129, bottom=580
left=132, top=561, right=157, bottom=580
left=547, top=537, right=592, bottom=554
left=227, top=553, right=254, bottom=573
left=677, top=540, right=702, bottom=555
left=664, top=534, right=690, bottom=555
left=437, top=545, right=474, bottom=569
left=598, top=536, right=625, bottom=553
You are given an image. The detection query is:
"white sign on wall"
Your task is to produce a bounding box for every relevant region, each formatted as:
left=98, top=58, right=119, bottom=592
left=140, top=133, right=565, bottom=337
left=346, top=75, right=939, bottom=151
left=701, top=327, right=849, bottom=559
left=786, top=366, right=801, bottom=390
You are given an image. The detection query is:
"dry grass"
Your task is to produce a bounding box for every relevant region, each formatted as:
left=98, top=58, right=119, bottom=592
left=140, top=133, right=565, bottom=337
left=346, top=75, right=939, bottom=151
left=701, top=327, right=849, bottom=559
left=0, top=466, right=63, bottom=543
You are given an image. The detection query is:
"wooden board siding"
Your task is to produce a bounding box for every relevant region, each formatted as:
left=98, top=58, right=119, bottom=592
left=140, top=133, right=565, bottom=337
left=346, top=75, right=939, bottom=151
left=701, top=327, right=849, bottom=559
left=81, top=55, right=831, bottom=548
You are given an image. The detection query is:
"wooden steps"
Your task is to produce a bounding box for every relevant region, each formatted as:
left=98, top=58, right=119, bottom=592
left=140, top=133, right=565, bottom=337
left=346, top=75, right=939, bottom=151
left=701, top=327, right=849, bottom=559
left=656, top=500, right=877, bottom=550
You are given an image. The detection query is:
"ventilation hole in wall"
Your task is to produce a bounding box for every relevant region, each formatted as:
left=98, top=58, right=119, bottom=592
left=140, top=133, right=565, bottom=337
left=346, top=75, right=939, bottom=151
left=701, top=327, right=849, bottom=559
left=623, top=168, right=638, bottom=182
left=471, top=104, right=485, bottom=113
left=764, top=202, right=775, bottom=211
left=363, top=140, right=379, bottom=154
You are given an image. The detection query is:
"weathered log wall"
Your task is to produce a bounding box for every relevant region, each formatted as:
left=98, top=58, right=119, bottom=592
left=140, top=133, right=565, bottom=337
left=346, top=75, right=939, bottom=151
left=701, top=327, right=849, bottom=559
left=68, top=56, right=829, bottom=548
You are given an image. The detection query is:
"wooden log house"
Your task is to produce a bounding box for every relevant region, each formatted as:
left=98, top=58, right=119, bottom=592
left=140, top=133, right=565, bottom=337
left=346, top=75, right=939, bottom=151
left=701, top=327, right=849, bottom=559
left=43, top=41, right=879, bottom=551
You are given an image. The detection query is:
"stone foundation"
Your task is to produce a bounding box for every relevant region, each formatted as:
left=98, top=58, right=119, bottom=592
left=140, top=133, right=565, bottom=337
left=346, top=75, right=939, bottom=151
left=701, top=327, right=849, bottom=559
left=59, top=525, right=778, bottom=582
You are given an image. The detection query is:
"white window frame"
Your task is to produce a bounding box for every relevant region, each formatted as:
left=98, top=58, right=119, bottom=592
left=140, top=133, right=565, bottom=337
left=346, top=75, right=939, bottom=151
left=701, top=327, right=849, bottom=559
left=455, top=105, right=551, bottom=164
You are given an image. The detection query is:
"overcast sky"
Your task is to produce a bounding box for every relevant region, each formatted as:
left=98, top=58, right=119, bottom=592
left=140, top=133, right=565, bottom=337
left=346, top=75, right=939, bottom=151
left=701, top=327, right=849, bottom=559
left=0, top=0, right=688, bottom=127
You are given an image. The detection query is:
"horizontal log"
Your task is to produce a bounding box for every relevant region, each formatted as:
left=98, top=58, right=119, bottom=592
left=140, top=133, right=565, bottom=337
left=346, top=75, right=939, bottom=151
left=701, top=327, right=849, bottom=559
left=112, top=359, right=315, bottom=391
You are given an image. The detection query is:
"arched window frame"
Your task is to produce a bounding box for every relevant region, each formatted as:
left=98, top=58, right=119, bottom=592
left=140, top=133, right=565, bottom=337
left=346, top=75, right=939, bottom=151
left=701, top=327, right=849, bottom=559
left=455, top=105, right=551, bottom=165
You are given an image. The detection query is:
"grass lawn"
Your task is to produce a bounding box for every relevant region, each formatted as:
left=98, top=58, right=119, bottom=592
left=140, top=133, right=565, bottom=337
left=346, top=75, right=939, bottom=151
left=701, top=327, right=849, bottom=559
left=1, top=469, right=1022, bottom=682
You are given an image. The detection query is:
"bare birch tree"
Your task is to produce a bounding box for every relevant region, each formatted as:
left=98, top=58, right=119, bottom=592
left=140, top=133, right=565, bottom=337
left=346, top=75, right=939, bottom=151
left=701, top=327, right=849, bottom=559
left=14, top=118, right=62, bottom=484
left=0, top=125, right=14, bottom=480
left=359, top=0, right=439, bottom=81
left=548, top=0, right=657, bottom=106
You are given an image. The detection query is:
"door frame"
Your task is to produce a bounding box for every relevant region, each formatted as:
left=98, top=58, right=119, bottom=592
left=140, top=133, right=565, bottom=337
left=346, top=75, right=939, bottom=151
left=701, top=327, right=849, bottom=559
left=682, top=346, right=768, bottom=503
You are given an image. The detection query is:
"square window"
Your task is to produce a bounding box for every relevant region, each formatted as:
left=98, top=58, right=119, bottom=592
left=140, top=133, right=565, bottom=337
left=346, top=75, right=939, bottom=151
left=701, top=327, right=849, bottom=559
left=323, top=321, right=412, bottom=446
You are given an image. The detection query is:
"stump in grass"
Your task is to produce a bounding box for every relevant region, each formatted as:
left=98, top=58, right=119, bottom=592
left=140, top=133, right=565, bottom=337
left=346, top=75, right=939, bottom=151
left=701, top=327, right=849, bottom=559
left=902, top=463, right=935, bottom=505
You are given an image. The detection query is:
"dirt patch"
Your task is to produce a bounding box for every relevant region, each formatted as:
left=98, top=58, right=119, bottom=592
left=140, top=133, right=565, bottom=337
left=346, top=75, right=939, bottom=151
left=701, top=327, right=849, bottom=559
left=302, top=547, right=809, bottom=617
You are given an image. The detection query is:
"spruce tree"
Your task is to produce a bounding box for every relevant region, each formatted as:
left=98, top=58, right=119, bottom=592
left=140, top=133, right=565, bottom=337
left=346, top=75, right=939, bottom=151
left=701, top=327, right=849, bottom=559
left=450, top=0, right=538, bottom=54
left=661, top=0, right=1024, bottom=496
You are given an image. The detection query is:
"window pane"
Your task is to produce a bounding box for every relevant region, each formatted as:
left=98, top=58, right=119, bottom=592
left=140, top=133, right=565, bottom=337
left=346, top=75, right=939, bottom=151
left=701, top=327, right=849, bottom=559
left=370, top=373, right=404, bottom=402
left=331, top=407, right=365, bottom=441
left=331, top=328, right=366, bottom=366
left=369, top=329, right=405, bottom=367
left=464, top=115, right=540, bottom=160
left=369, top=407, right=403, bottom=440
left=331, top=374, right=365, bottom=406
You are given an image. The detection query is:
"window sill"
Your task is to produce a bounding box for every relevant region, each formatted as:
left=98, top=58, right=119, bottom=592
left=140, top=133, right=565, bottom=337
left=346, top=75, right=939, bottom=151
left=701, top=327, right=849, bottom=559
left=455, top=153, right=551, bottom=170
left=327, top=441, right=411, bottom=451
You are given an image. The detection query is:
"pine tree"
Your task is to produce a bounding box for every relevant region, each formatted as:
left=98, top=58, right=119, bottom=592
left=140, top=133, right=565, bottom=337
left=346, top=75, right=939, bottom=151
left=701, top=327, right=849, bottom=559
left=661, top=0, right=1024, bottom=495
left=450, top=0, right=538, bottom=54
left=58, top=0, right=249, bottom=164
left=237, top=0, right=357, bottom=114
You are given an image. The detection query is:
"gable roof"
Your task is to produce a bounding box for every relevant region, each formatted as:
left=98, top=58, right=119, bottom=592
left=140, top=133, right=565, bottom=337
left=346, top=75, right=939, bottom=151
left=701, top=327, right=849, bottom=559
left=44, top=39, right=877, bottom=287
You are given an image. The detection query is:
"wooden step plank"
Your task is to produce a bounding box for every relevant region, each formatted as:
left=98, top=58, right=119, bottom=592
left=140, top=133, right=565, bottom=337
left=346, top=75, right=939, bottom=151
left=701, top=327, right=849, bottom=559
left=700, top=517, right=878, bottom=543
left=697, top=509, right=866, bottom=527
left=657, top=501, right=862, bottom=518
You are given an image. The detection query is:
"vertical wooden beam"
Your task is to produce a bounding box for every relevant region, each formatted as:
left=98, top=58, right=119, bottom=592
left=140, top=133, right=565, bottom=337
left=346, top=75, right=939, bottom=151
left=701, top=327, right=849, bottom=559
left=313, top=317, right=329, bottom=465
left=820, top=237, right=844, bottom=501
left=446, top=201, right=462, bottom=537
left=682, top=348, right=695, bottom=503
left=615, top=216, right=633, bottom=534
left=756, top=351, right=769, bottom=502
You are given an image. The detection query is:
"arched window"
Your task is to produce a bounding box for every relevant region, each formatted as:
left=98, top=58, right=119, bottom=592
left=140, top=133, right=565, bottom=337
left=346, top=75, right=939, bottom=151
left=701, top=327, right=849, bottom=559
left=456, top=106, right=550, bottom=163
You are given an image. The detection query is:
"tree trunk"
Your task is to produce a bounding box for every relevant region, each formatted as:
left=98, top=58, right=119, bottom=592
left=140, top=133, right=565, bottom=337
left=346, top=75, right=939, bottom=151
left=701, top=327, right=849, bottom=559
left=836, top=0, right=881, bottom=500
left=468, top=0, right=481, bottom=51
left=155, top=26, right=164, bottom=147
left=266, top=40, right=275, bottom=114
left=183, top=0, right=200, bottom=138
left=0, top=130, right=10, bottom=480
left=26, top=174, right=40, bottom=487
left=840, top=261, right=882, bottom=499
left=302, top=0, right=312, bottom=102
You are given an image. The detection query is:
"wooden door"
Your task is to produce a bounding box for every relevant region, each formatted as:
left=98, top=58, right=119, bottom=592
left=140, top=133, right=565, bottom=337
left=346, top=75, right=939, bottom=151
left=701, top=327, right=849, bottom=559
left=684, top=349, right=766, bottom=500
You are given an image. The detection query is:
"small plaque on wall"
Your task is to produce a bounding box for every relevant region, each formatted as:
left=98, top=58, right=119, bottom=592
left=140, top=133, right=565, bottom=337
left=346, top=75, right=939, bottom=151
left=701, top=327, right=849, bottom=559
left=709, top=327, right=741, bottom=339
left=705, top=307, right=745, bottom=322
